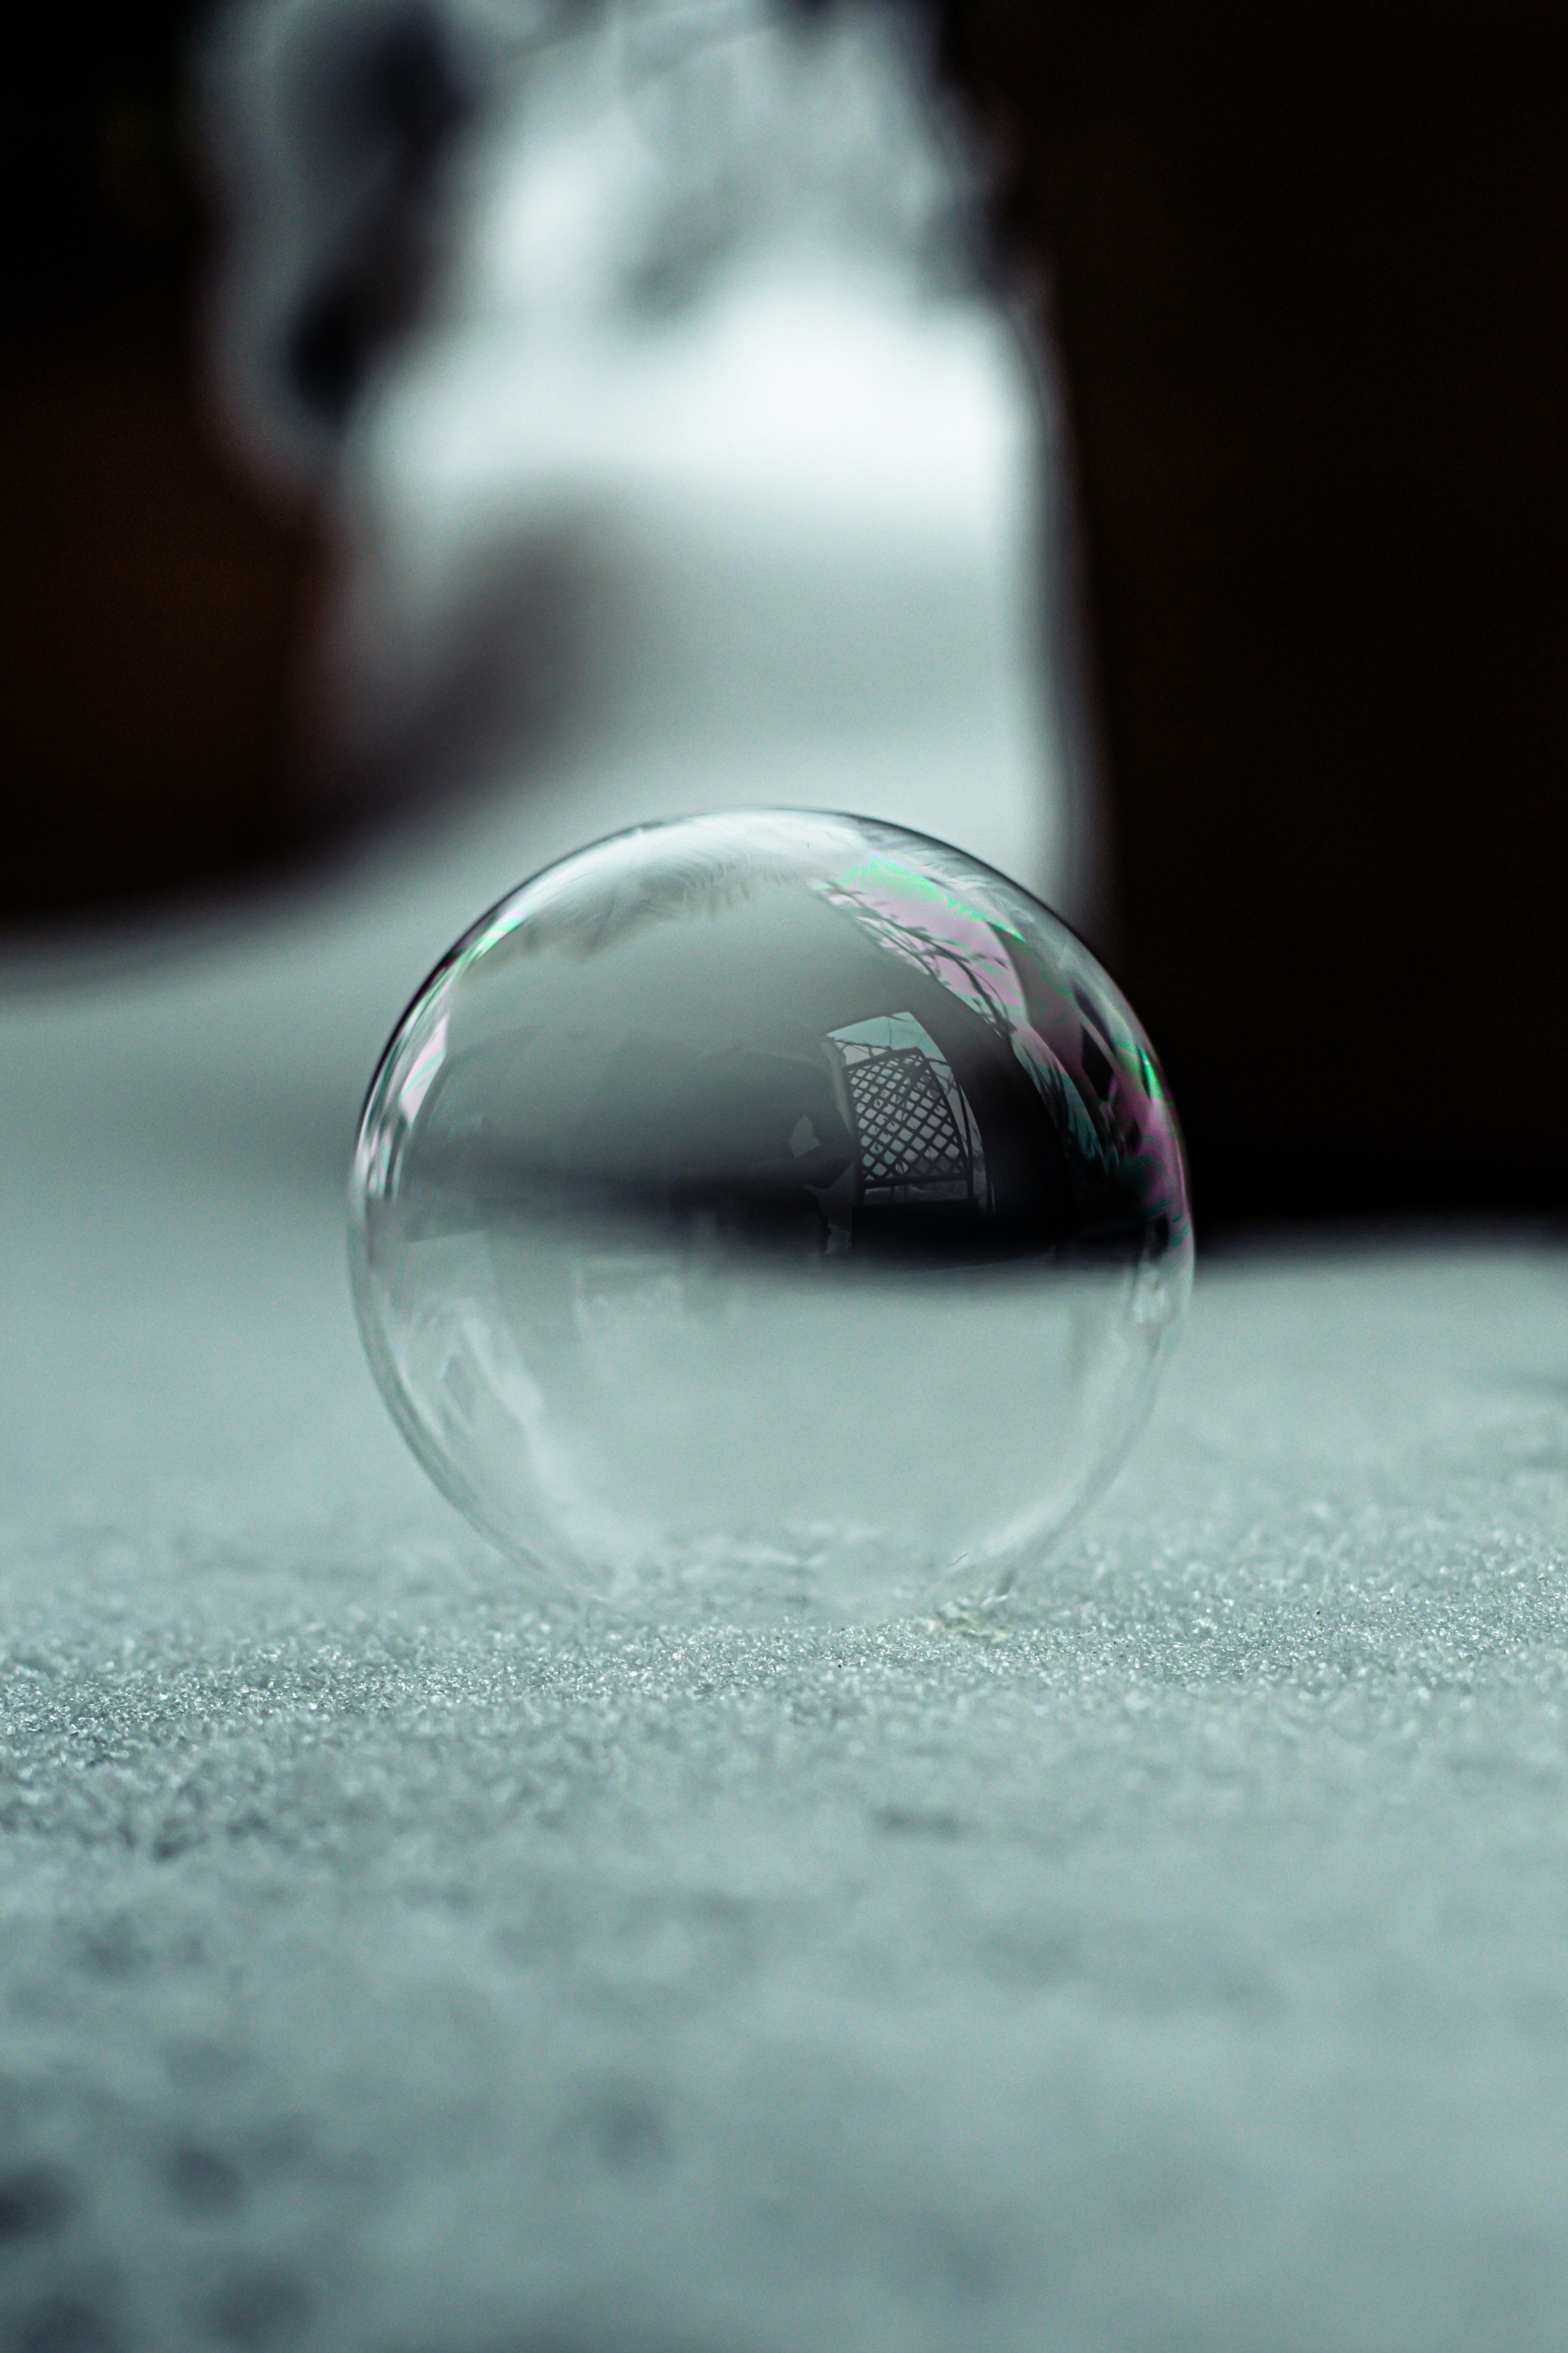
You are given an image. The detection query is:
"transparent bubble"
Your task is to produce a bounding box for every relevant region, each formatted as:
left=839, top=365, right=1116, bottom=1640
left=350, top=811, right=1192, bottom=1618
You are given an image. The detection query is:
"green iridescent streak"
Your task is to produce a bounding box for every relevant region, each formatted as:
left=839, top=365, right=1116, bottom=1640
left=829, top=856, right=1026, bottom=943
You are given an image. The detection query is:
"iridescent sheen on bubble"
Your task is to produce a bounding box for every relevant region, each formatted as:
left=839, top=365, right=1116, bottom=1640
left=350, top=811, right=1191, bottom=1615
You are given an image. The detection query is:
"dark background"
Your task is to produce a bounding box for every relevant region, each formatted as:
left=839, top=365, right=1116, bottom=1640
left=4, top=0, right=328, bottom=921
left=944, top=0, right=1568, bottom=1225
left=8, top=0, right=1568, bottom=1231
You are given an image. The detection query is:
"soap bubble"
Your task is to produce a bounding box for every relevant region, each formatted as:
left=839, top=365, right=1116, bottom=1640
left=350, top=811, right=1191, bottom=1616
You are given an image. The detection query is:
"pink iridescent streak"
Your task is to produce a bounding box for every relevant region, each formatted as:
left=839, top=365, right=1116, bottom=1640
left=818, top=858, right=1186, bottom=1236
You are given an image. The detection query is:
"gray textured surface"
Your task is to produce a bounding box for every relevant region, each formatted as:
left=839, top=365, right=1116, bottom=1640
left=6, top=868, right=1568, bottom=2353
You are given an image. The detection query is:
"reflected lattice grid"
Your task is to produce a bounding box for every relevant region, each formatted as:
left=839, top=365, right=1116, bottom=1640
left=841, top=1046, right=974, bottom=1199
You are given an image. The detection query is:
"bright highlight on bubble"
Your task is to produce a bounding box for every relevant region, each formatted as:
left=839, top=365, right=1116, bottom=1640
left=350, top=811, right=1192, bottom=1616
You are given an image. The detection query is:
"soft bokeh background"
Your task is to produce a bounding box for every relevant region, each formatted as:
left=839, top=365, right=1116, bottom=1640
left=12, top=0, right=1568, bottom=1224
left=6, top=0, right=1088, bottom=1196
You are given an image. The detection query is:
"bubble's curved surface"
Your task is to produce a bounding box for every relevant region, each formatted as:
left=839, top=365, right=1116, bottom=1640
left=350, top=811, right=1191, bottom=1615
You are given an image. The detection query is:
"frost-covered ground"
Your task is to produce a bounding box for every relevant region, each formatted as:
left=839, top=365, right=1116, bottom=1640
left=6, top=875, right=1568, bottom=2351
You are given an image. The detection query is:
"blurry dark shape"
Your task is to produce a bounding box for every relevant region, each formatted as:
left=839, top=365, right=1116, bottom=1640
left=205, top=2262, right=313, bottom=2347
left=161, top=2138, right=247, bottom=2214
left=940, top=0, right=1568, bottom=1221
left=1, top=0, right=481, bottom=927
left=3, top=0, right=323, bottom=922
left=12, top=2299, right=118, bottom=2353
left=211, top=0, right=484, bottom=462
left=0, top=2169, right=74, bottom=2241
left=3, top=325, right=327, bottom=926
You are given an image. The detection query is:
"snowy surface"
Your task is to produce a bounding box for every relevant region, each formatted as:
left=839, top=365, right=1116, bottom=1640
left=6, top=875, right=1568, bottom=2350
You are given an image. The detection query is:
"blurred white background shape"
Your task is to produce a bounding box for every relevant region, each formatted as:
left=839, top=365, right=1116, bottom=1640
left=327, top=0, right=1088, bottom=913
